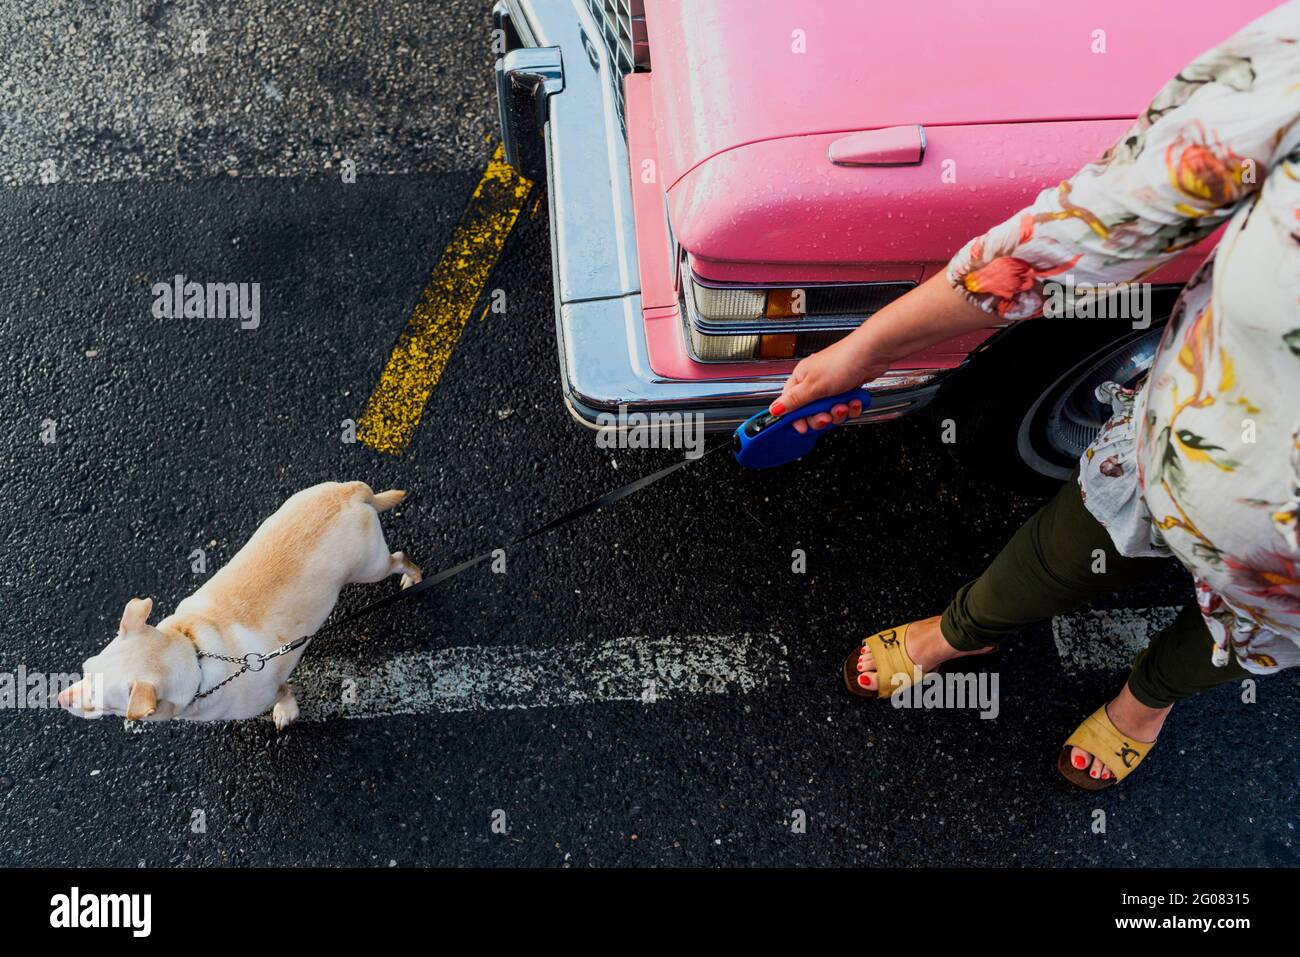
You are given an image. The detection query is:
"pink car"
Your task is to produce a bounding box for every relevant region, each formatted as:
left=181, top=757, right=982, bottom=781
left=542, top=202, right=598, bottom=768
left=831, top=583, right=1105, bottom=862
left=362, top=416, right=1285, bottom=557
left=494, top=0, right=1274, bottom=484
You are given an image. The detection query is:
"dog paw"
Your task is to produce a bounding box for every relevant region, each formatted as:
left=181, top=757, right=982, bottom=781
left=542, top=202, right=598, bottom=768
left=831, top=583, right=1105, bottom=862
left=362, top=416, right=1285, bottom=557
left=400, top=573, right=420, bottom=589
left=273, top=694, right=300, bottom=732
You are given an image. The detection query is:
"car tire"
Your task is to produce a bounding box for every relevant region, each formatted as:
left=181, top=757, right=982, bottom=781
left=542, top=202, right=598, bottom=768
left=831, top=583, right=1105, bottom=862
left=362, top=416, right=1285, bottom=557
left=932, top=308, right=1173, bottom=495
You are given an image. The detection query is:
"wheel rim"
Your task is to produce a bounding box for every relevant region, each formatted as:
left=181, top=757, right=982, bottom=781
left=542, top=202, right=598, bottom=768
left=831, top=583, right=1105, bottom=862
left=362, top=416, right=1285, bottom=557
left=1016, top=327, right=1164, bottom=480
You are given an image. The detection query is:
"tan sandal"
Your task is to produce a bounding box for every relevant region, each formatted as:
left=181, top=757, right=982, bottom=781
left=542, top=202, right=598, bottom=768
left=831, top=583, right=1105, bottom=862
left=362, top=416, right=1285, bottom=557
left=842, top=624, right=923, bottom=699
left=1056, top=704, right=1156, bottom=791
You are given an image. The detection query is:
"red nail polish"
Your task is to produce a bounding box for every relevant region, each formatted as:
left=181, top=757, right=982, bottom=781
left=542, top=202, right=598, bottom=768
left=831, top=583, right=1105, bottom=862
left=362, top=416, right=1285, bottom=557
left=1072, top=754, right=1087, bottom=769
left=771, top=402, right=786, bottom=416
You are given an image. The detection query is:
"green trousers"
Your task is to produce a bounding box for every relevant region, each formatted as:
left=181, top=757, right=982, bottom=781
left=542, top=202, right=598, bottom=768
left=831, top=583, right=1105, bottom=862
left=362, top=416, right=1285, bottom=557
left=939, top=473, right=1247, bottom=708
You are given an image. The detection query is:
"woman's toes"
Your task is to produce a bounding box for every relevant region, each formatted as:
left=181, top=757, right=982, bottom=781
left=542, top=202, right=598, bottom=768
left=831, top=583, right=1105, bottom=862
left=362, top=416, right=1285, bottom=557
left=1067, top=746, right=1113, bottom=781
left=857, top=648, right=875, bottom=672
left=855, top=671, right=877, bottom=692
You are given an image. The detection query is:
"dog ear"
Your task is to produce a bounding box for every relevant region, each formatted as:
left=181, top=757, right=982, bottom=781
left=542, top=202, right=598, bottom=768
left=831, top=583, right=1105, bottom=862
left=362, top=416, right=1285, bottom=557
left=118, top=597, right=154, bottom=633
left=125, top=681, right=158, bottom=721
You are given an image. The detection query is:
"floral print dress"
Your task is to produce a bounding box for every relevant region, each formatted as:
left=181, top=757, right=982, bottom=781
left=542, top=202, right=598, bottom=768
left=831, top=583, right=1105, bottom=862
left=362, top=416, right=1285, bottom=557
left=946, top=1, right=1300, bottom=675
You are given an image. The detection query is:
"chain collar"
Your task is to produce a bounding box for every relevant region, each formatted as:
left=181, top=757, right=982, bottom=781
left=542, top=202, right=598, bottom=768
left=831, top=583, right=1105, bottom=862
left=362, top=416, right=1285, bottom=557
left=190, top=637, right=312, bottom=702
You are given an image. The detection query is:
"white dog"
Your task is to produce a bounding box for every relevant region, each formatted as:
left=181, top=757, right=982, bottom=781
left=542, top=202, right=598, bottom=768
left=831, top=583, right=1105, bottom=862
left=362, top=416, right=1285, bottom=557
left=58, top=481, right=421, bottom=729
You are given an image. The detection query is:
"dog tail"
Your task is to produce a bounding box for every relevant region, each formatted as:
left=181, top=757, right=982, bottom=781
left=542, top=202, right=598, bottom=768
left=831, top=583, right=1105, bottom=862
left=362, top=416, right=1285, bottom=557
left=370, top=489, right=407, bottom=512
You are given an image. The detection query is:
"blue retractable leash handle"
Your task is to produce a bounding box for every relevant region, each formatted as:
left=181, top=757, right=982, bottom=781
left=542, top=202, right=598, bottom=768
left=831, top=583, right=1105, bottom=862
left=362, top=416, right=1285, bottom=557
left=733, top=386, right=872, bottom=469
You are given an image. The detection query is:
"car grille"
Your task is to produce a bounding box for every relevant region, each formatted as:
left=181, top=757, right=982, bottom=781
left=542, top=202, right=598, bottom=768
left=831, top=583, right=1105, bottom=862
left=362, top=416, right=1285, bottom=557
left=583, top=0, right=649, bottom=127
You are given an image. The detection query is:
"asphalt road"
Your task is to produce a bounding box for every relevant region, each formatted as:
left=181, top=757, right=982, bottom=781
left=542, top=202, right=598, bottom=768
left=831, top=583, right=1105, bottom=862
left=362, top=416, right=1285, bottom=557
left=1, top=2, right=1296, bottom=868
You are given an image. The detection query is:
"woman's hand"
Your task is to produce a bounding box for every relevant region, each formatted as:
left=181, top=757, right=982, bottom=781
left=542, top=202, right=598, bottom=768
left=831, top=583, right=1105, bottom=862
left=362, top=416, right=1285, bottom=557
left=765, top=273, right=996, bottom=433
left=768, top=332, right=892, bottom=433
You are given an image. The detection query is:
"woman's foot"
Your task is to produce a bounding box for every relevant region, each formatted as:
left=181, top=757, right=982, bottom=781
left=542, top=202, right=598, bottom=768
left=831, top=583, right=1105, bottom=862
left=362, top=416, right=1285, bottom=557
left=1066, top=686, right=1171, bottom=782
left=850, top=615, right=995, bottom=694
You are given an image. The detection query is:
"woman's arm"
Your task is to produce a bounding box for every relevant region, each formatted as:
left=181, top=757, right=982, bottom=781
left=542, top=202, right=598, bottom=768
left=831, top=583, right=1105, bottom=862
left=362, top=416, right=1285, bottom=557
left=769, top=273, right=991, bottom=428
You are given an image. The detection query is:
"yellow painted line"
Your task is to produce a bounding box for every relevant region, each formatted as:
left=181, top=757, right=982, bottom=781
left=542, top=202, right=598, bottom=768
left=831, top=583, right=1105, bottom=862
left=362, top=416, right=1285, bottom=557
left=357, top=144, right=532, bottom=453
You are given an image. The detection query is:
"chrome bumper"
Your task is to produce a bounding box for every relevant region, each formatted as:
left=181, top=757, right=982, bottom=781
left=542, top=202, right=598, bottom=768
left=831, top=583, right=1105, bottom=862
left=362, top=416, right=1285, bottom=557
left=494, top=0, right=948, bottom=431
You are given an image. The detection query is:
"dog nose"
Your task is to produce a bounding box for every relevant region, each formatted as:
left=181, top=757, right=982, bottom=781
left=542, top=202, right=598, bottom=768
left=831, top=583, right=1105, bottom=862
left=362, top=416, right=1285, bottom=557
left=57, top=684, right=89, bottom=711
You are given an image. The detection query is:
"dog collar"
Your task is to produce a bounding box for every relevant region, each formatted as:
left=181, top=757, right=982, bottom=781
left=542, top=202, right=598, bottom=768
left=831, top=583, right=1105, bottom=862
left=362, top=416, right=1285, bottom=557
left=190, top=638, right=311, bottom=702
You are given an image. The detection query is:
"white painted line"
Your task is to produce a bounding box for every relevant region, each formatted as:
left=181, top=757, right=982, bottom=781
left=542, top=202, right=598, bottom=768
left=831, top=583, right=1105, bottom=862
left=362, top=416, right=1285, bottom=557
left=292, top=634, right=790, bottom=721
left=1051, top=606, right=1180, bottom=674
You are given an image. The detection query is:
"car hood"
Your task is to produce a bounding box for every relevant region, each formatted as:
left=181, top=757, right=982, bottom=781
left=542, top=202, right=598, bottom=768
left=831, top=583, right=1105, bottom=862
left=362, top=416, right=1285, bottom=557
left=645, top=0, right=1278, bottom=188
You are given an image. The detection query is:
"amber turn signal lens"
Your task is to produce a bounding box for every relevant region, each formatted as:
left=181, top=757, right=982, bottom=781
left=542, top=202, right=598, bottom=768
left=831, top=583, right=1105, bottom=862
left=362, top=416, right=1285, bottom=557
left=757, top=334, right=798, bottom=359
left=764, top=288, right=807, bottom=319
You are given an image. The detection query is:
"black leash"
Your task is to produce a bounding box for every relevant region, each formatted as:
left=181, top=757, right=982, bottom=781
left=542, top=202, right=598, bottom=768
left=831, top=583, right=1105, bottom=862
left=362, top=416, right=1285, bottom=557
left=191, top=444, right=727, bottom=699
